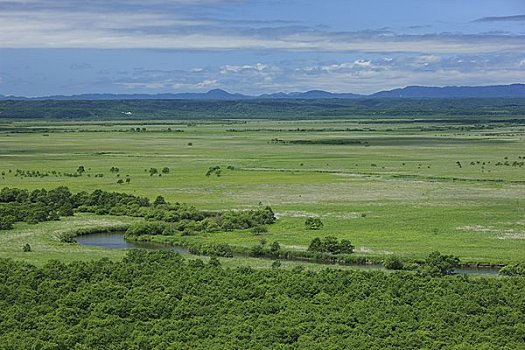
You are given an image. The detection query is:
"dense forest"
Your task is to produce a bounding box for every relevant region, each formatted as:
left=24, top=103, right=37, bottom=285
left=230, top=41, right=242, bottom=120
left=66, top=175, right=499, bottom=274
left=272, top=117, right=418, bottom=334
left=0, top=250, right=523, bottom=349
left=1, top=98, right=525, bottom=120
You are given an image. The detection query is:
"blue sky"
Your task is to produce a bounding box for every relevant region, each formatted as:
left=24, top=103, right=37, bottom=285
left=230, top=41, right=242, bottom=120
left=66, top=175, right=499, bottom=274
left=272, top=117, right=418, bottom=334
left=0, top=0, right=524, bottom=96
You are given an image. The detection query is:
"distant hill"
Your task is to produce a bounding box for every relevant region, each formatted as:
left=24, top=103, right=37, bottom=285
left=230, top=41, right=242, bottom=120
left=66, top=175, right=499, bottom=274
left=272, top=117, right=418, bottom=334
left=260, top=90, right=363, bottom=99
left=0, top=89, right=250, bottom=101
left=0, top=84, right=523, bottom=100
left=372, top=84, right=525, bottom=98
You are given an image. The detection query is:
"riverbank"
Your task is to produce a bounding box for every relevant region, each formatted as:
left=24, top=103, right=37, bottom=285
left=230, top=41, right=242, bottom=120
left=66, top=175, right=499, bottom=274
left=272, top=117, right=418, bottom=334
left=87, top=230, right=502, bottom=275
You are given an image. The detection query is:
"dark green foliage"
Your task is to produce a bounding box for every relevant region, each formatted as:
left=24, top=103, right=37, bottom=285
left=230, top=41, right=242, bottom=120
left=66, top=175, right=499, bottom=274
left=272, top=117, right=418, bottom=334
left=383, top=256, right=404, bottom=270
left=188, top=243, right=234, bottom=257
left=250, top=224, right=268, bottom=235
left=22, top=243, right=31, bottom=252
left=208, top=257, right=221, bottom=267
left=308, top=237, right=323, bottom=252
left=307, top=236, right=354, bottom=255
left=127, top=204, right=275, bottom=235
left=2, top=98, right=525, bottom=121
left=290, top=138, right=364, bottom=145
left=305, top=217, right=323, bottom=230
left=206, top=166, right=221, bottom=177
left=149, top=167, right=158, bottom=176
left=0, top=251, right=524, bottom=348
left=249, top=244, right=264, bottom=257
left=270, top=241, right=281, bottom=255
left=0, top=186, right=276, bottom=236
left=57, top=231, right=76, bottom=243
left=0, top=215, right=16, bottom=230
left=125, top=221, right=169, bottom=237
left=421, top=251, right=461, bottom=276
left=499, top=263, right=525, bottom=276
left=271, top=260, right=281, bottom=269
left=153, top=195, right=167, bottom=206
left=161, top=167, right=170, bottom=174
left=0, top=186, right=74, bottom=226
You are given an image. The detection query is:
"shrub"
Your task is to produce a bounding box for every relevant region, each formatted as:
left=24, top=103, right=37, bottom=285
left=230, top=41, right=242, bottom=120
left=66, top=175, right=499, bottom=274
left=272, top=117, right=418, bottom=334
left=250, top=244, right=265, bottom=257
left=383, top=256, right=404, bottom=270
left=307, top=236, right=354, bottom=255
left=270, top=241, right=281, bottom=255
left=125, top=221, right=169, bottom=236
left=305, top=217, right=323, bottom=230
left=250, top=225, right=268, bottom=235
left=420, top=251, right=460, bottom=276
left=499, top=264, right=525, bottom=276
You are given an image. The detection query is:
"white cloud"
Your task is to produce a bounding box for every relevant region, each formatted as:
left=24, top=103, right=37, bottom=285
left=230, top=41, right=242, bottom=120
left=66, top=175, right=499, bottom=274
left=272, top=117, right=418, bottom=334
left=1, top=7, right=524, bottom=54
left=116, top=78, right=219, bottom=90
left=415, top=55, right=441, bottom=64
left=220, top=63, right=270, bottom=74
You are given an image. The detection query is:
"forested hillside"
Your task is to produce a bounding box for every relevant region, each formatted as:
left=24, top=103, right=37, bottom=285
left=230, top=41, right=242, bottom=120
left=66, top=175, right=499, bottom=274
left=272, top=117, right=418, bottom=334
left=1, top=98, right=525, bottom=120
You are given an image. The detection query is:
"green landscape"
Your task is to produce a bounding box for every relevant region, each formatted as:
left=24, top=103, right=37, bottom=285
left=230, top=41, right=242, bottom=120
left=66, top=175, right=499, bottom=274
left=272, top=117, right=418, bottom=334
left=1, top=99, right=525, bottom=348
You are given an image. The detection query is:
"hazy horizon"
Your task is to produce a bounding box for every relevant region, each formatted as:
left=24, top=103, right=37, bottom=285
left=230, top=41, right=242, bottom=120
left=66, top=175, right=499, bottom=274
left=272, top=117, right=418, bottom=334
left=1, top=0, right=524, bottom=96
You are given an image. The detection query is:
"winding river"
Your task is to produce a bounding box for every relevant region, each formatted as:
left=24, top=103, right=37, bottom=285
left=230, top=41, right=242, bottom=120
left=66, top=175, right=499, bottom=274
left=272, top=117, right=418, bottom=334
left=75, top=232, right=500, bottom=275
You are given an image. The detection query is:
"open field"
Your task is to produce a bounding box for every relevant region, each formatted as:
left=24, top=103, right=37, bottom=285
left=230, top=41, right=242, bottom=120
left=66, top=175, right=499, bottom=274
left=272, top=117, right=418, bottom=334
left=0, top=214, right=136, bottom=265
left=1, top=118, right=525, bottom=264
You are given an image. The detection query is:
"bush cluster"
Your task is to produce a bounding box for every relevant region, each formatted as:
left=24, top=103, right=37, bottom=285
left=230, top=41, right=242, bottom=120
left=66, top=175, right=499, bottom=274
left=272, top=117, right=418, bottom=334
left=307, top=236, right=354, bottom=255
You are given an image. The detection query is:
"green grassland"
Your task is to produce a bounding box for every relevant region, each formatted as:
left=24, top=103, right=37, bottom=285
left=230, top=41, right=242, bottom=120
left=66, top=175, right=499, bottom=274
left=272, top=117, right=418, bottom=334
left=1, top=118, right=525, bottom=265
left=0, top=214, right=135, bottom=265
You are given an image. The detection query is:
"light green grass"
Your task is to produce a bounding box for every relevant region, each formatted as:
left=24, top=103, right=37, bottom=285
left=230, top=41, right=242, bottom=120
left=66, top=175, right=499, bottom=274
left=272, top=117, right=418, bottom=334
left=0, top=214, right=140, bottom=265
left=1, top=119, right=525, bottom=264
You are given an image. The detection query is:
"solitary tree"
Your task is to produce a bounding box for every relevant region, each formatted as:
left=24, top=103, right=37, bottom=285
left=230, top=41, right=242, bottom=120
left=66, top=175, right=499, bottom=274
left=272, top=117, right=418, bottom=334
left=154, top=195, right=167, bottom=206
left=423, top=251, right=460, bottom=276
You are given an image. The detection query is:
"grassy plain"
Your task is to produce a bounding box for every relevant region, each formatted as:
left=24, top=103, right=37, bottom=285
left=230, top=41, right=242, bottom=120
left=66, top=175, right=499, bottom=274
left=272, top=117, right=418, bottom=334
left=0, top=214, right=135, bottom=265
left=1, top=118, right=525, bottom=264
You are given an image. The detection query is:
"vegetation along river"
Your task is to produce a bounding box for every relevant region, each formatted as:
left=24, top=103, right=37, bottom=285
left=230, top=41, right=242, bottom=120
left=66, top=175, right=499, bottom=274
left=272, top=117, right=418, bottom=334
left=75, top=232, right=500, bottom=275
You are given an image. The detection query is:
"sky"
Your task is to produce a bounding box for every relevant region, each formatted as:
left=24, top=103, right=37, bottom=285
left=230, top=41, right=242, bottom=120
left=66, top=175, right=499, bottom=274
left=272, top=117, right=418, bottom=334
left=0, top=0, right=524, bottom=96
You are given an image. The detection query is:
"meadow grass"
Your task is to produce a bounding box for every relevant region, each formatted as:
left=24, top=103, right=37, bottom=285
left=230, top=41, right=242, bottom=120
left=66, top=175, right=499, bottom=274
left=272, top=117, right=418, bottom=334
left=0, top=213, right=142, bottom=265
left=1, top=119, right=525, bottom=264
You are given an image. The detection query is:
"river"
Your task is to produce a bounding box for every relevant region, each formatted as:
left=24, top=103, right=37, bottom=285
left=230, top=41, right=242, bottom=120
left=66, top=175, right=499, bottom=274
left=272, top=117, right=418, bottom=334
left=75, top=232, right=500, bottom=275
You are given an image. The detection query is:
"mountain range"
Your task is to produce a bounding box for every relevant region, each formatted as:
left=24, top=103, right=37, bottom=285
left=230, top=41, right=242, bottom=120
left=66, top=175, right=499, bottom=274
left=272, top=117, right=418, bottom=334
left=0, top=84, right=523, bottom=100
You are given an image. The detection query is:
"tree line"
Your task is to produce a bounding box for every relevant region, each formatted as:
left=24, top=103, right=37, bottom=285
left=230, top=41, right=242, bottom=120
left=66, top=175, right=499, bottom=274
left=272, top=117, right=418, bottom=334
left=0, top=186, right=276, bottom=235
